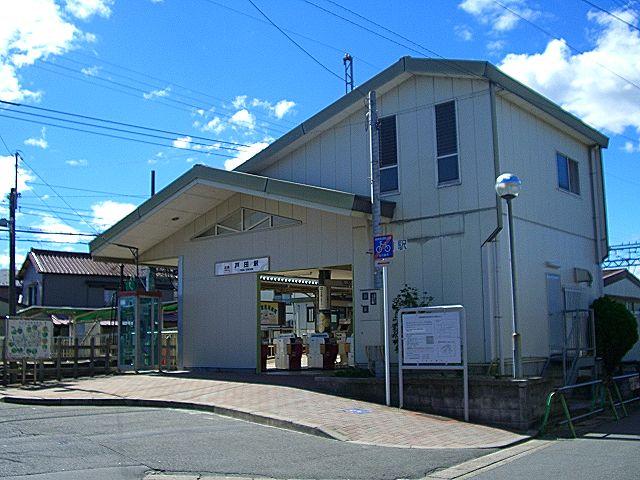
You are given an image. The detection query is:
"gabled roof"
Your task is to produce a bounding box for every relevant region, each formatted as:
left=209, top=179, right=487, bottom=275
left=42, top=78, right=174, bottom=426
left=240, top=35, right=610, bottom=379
left=89, top=165, right=395, bottom=260
left=237, top=56, right=608, bottom=174
left=603, top=268, right=640, bottom=289
left=18, top=249, right=137, bottom=279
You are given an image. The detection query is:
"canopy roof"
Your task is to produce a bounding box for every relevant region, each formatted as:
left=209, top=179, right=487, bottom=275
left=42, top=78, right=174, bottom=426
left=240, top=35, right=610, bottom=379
left=90, top=165, right=394, bottom=262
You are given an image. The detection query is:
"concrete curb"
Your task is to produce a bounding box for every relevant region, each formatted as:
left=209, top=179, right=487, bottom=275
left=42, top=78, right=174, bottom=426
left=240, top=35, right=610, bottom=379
left=1, top=395, right=341, bottom=442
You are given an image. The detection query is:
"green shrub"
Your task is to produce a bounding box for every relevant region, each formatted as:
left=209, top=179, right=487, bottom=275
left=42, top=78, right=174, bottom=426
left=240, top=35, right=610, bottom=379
left=592, top=296, right=638, bottom=375
left=391, top=284, right=433, bottom=351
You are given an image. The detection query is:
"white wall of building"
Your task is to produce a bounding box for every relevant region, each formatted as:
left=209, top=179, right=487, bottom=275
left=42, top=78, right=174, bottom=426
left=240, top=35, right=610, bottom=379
left=141, top=193, right=368, bottom=369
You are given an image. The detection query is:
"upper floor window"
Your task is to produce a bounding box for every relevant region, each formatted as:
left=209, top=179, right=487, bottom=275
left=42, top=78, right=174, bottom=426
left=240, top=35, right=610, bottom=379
left=435, top=101, right=460, bottom=185
left=556, top=153, right=580, bottom=195
left=378, top=115, right=398, bottom=193
left=195, top=207, right=300, bottom=239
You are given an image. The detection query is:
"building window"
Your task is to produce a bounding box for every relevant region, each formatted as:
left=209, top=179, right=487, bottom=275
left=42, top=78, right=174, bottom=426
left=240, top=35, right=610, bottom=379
left=27, top=284, right=38, bottom=306
left=435, top=100, right=460, bottom=185
left=195, top=207, right=301, bottom=239
left=104, top=289, right=116, bottom=306
left=556, top=153, right=580, bottom=195
left=378, top=115, right=398, bottom=193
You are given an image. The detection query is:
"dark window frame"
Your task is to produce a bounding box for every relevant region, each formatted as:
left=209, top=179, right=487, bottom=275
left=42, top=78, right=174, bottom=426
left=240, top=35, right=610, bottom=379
left=434, top=100, right=461, bottom=186
left=378, top=115, right=399, bottom=194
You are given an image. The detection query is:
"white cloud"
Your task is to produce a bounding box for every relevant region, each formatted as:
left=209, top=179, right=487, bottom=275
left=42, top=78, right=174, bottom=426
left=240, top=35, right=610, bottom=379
left=202, top=116, right=225, bottom=134
left=35, top=214, right=82, bottom=244
left=224, top=140, right=271, bottom=171
left=91, top=200, right=136, bottom=230
left=459, top=0, right=540, bottom=32
left=623, top=141, right=640, bottom=153
left=172, top=136, right=192, bottom=149
left=0, top=155, right=34, bottom=196
left=81, top=65, right=100, bottom=76
left=273, top=99, right=295, bottom=119
left=65, top=0, right=113, bottom=20
left=229, top=109, right=256, bottom=130
left=24, top=127, right=48, bottom=149
left=455, top=25, right=474, bottom=42
left=0, top=253, right=9, bottom=269
left=487, top=39, right=506, bottom=54
left=498, top=8, right=640, bottom=136
left=232, top=95, right=248, bottom=109
left=0, top=0, right=79, bottom=101
left=65, top=158, right=88, bottom=166
left=143, top=86, right=171, bottom=100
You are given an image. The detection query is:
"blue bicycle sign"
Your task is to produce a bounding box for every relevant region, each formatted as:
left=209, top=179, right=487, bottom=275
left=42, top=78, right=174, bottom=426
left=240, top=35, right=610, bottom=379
left=374, top=235, right=394, bottom=263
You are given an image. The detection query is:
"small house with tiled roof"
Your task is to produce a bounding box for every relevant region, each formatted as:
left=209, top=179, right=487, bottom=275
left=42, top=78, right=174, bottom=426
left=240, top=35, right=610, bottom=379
left=17, top=249, right=139, bottom=308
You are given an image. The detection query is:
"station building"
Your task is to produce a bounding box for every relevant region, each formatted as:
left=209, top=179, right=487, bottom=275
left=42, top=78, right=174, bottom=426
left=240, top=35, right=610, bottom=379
left=90, top=57, right=608, bottom=374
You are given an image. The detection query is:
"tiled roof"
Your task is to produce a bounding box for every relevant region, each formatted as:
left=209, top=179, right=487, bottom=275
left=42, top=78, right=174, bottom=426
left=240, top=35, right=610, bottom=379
left=19, top=249, right=137, bottom=278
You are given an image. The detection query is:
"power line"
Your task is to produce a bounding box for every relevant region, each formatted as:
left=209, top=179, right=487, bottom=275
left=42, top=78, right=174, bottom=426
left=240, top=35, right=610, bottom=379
left=0, top=228, right=95, bottom=237
left=579, top=0, right=640, bottom=33
left=57, top=56, right=298, bottom=129
left=18, top=156, right=101, bottom=235
left=299, top=0, right=490, bottom=84
left=0, top=99, right=250, bottom=149
left=0, top=112, right=237, bottom=159
left=247, top=0, right=345, bottom=83
left=26, top=182, right=146, bottom=199
left=34, top=60, right=288, bottom=137
left=3, top=107, right=244, bottom=153
left=199, top=0, right=382, bottom=71
left=0, top=236, right=90, bottom=246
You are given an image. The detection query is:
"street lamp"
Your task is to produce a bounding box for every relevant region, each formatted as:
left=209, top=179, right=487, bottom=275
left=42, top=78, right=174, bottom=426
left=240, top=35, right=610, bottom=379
left=495, top=173, right=523, bottom=379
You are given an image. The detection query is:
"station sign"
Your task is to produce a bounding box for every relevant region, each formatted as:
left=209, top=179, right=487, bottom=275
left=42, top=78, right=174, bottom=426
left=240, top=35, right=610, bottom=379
left=215, top=256, right=269, bottom=276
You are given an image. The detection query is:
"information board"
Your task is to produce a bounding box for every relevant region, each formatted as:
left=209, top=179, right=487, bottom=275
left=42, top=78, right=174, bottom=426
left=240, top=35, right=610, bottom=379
left=402, top=311, right=461, bottom=365
left=398, top=305, right=468, bottom=421
left=5, top=318, right=53, bottom=360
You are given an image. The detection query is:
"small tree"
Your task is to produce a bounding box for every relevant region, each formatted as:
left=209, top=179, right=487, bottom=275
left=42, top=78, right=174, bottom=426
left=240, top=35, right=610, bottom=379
left=592, top=296, right=638, bottom=376
left=391, top=284, right=433, bottom=351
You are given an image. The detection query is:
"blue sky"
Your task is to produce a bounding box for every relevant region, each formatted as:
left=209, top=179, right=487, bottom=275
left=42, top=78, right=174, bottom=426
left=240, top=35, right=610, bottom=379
left=1, top=0, right=639, bottom=268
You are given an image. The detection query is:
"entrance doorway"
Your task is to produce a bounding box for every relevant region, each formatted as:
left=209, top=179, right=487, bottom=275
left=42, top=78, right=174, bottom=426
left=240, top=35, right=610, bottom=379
left=258, top=266, right=353, bottom=372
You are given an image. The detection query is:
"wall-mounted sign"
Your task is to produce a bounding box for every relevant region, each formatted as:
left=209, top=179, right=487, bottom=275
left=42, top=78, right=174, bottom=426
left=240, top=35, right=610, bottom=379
left=5, top=318, right=53, bottom=360
left=260, top=301, right=283, bottom=325
left=215, top=257, right=269, bottom=276
left=374, top=234, right=393, bottom=264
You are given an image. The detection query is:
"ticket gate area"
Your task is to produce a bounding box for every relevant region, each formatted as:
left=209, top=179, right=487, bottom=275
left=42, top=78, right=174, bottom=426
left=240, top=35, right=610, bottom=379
left=259, top=267, right=353, bottom=372
left=118, top=290, right=162, bottom=371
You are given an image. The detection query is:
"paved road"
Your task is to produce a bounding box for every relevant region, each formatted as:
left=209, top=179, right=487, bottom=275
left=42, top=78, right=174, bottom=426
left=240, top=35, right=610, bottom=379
left=469, top=409, right=640, bottom=479
left=0, top=403, right=489, bottom=480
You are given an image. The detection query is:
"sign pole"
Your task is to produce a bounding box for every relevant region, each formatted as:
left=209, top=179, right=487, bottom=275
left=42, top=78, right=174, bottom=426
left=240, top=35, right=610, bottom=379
left=382, top=263, right=391, bottom=406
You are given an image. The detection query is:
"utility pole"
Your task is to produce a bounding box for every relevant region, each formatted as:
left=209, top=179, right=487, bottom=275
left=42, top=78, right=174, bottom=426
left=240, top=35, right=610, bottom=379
left=368, top=91, right=382, bottom=289
left=151, top=170, right=156, bottom=197
left=8, top=153, right=18, bottom=316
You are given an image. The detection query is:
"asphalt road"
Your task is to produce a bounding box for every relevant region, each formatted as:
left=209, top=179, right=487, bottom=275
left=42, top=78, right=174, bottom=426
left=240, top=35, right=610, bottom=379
left=469, top=409, right=640, bottom=480
left=0, top=402, right=489, bottom=480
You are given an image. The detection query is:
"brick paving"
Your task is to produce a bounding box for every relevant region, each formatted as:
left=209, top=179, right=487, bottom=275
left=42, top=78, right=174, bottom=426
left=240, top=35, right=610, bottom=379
left=0, top=373, right=527, bottom=449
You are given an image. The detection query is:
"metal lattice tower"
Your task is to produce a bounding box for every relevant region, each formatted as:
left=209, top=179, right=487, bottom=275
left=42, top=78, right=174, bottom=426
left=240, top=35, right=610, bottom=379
left=603, top=242, right=640, bottom=268
left=343, top=53, right=354, bottom=94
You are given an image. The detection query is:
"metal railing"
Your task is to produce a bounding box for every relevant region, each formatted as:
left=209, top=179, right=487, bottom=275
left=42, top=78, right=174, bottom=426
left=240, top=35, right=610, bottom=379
left=539, top=372, right=640, bottom=438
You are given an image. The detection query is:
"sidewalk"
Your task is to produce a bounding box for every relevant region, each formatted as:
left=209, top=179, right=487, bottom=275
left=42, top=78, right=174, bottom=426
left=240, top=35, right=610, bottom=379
left=0, top=373, right=527, bottom=449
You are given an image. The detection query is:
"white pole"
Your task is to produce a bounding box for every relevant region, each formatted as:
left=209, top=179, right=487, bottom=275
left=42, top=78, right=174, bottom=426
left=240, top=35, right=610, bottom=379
left=382, top=264, right=391, bottom=406
left=398, top=308, right=404, bottom=409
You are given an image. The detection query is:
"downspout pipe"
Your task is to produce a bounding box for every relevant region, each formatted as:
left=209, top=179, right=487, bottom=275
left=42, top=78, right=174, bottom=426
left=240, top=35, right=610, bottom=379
left=481, top=81, right=504, bottom=374
left=483, top=81, right=504, bottom=246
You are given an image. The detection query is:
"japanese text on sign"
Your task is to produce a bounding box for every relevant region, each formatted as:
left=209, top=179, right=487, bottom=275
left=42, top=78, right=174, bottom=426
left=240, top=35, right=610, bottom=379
left=402, top=311, right=461, bottom=364
left=215, top=257, right=269, bottom=276
left=374, top=235, right=393, bottom=263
